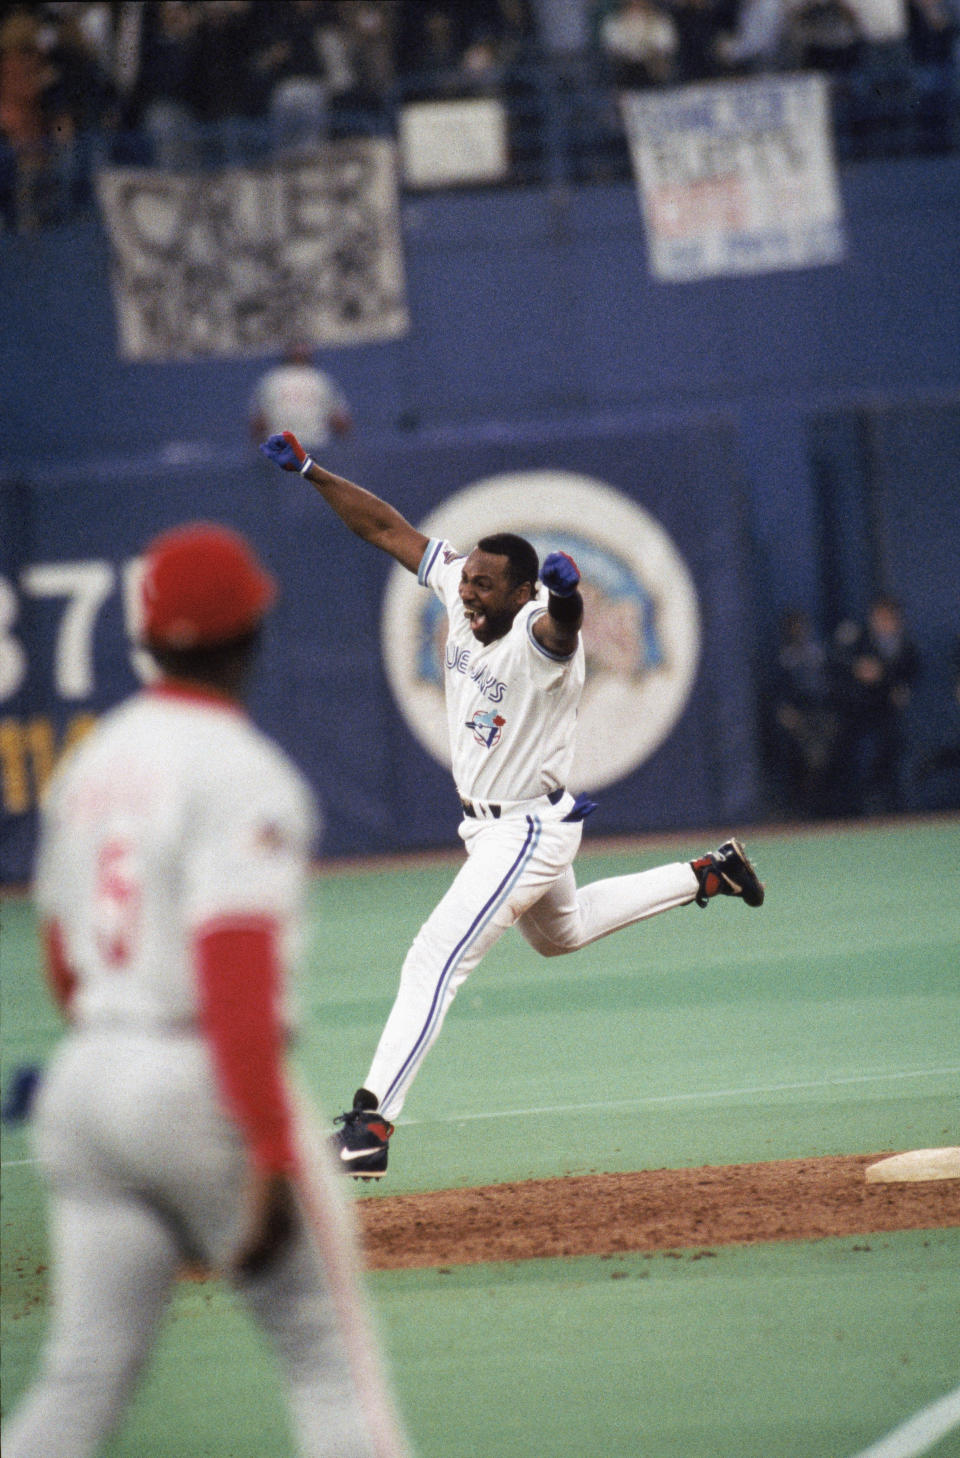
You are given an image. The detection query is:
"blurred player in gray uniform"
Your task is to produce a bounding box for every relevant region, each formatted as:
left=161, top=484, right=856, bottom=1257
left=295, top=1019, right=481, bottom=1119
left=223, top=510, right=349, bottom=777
left=251, top=341, right=353, bottom=455
left=2, top=523, right=410, bottom=1458
left=262, top=432, right=765, bottom=1179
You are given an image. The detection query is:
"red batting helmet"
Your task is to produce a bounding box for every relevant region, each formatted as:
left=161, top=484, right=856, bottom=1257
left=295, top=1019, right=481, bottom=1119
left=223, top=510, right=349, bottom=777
left=140, top=522, right=276, bottom=649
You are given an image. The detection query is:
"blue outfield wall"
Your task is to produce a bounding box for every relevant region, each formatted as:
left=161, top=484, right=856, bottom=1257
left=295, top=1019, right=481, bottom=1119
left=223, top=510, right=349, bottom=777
left=2, top=154, right=959, bottom=880
left=0, top=419, right=760, bottom=880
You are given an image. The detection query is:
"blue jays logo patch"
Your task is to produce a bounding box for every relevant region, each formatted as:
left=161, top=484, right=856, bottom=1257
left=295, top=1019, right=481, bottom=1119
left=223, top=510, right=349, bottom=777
left=466, top=708, right=506, bottom=749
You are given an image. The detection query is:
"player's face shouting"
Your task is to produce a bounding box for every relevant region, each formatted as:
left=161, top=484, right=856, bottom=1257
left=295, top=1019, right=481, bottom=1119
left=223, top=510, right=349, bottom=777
left=459, top=549, right=532, bottom=644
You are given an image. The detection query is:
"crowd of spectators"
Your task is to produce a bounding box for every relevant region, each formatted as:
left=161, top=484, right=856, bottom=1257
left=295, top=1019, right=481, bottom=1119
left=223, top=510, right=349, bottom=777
left=767, top=597, right=925, bottom=819
left=1, top=0, right=958, bottom=227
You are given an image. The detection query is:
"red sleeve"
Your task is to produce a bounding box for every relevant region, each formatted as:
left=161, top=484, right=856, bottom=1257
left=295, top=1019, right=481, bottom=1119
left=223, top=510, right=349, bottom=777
left=43, top=919, right=77, bottom=1015
left=194, top=915, right=299, bottom=1175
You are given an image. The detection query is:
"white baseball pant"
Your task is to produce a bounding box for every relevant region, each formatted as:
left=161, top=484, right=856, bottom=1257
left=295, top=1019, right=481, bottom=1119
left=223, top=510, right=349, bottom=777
left=365, top=795, right=699, bottom=1120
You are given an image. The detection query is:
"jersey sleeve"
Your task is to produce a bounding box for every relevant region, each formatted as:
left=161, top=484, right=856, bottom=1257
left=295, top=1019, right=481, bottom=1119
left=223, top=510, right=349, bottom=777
left=520, top=602, right=583, bottom=689
left=417, top=538, right=465, bottom=610
left=41, top=919, right=77, bottom=1014
left=195, top=916, right=298, bottom=1173
left=525, top=605, right=580, bottom=663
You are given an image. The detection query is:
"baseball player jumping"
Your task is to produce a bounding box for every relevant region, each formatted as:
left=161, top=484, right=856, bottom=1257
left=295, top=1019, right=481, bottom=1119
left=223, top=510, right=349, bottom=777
left=262, top=433, right=765, bottom=1180
left=2, top=524, right=409, bottom=1458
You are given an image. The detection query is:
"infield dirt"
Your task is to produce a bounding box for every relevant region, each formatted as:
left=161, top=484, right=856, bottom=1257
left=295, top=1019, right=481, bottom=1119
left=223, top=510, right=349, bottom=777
left=356, top=1154, right=960, bottom=1269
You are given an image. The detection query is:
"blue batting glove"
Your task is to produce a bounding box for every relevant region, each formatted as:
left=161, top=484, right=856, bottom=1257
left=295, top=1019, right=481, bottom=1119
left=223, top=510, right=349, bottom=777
left=540, top=551, right=581, bottom=597
left=259, top=431, right=308, bottom=472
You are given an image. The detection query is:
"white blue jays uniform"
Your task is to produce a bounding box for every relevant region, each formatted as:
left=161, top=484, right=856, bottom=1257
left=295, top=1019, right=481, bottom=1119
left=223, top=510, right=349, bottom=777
left=422, top=539, right=586, bottom=805
left=363, top=542, right=700, bottom=1120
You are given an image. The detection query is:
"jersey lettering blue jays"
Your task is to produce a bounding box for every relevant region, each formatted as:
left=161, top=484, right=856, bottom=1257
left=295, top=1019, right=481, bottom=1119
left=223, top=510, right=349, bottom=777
left=418, top=538, right=585, bottom=802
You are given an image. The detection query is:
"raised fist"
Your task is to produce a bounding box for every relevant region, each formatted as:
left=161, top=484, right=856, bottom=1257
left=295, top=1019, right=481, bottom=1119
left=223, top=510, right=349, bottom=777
left=540, top=551, right=581, bottom=597
left=259, top=431, right=308, bottom=472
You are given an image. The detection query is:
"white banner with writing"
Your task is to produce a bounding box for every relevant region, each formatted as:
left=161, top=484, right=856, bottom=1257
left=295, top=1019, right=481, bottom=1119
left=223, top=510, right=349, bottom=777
left=96, top=140, right=409, bottom=359
left=621, top=75, right=845, bottom=281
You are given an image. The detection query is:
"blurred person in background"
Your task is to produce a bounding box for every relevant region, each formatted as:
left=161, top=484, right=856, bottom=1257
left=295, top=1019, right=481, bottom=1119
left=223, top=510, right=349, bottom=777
left=596, top=0, right=680, bottom=86
left=907, top=0, right=959, bottom=60
left=41, top=1, right=121, bottom=200
left=0, top=3, right=117, bottom=228
left=190, top=0, right=264, bottom=161
left=250, top=341, right=353, bottom=455
left=907, top=0, right=959, bottom=146
left=769, top=610, right=842, bottom=820
left=127, top=0, right=203, bottom=170
left=782, top=0, right=866, bottom=71
left=670, top=0, right=740, bottom=78
left=251, top=0, right=332, bottom=154
left=396, top=1, right=463, bottom=93
left=713, top=0, right=788, bottom=70
left=396, top=0, right=533, bottom=98
left=324, top=0, right=399, bottom=133
left=0, top=7, right=60, bottom=228
left=914, top=630, right=960, bottom=801
left=831, top=594, right=921, bottom=814
left=845, top=0, right=909, bottom=45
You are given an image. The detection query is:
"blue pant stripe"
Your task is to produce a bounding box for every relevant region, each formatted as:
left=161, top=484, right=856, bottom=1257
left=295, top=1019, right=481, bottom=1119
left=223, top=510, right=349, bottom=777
left=383, top=816, right=542, bottom=1112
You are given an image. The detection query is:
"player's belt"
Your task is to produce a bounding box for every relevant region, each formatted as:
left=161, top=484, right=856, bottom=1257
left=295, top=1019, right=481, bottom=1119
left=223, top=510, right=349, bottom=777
left=460, top=787, right=565, bottom=819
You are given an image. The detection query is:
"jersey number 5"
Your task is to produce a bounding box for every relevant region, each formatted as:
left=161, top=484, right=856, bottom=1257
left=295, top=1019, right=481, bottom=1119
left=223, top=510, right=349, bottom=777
left=94, top=839, right=141, bottom=969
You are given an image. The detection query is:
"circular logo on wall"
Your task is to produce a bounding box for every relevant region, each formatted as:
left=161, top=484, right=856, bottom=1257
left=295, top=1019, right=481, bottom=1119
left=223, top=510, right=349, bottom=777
left=381, top=470, right=701, bottom=789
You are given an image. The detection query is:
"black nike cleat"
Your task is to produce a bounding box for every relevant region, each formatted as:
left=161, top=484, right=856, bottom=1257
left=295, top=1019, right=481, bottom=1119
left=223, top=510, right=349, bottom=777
left=330, top=1094, right=394, bottom=1179
left=691, top=838, right=765, bottom=908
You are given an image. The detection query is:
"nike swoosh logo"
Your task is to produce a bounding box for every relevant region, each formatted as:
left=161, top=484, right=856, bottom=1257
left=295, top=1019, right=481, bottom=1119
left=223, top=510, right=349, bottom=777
left=339, top=1145, right=383, bottom=1161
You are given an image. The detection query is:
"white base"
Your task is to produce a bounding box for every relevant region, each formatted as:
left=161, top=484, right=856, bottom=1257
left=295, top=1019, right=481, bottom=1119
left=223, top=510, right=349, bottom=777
left=865, top=1147, right=960, bottom=1183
